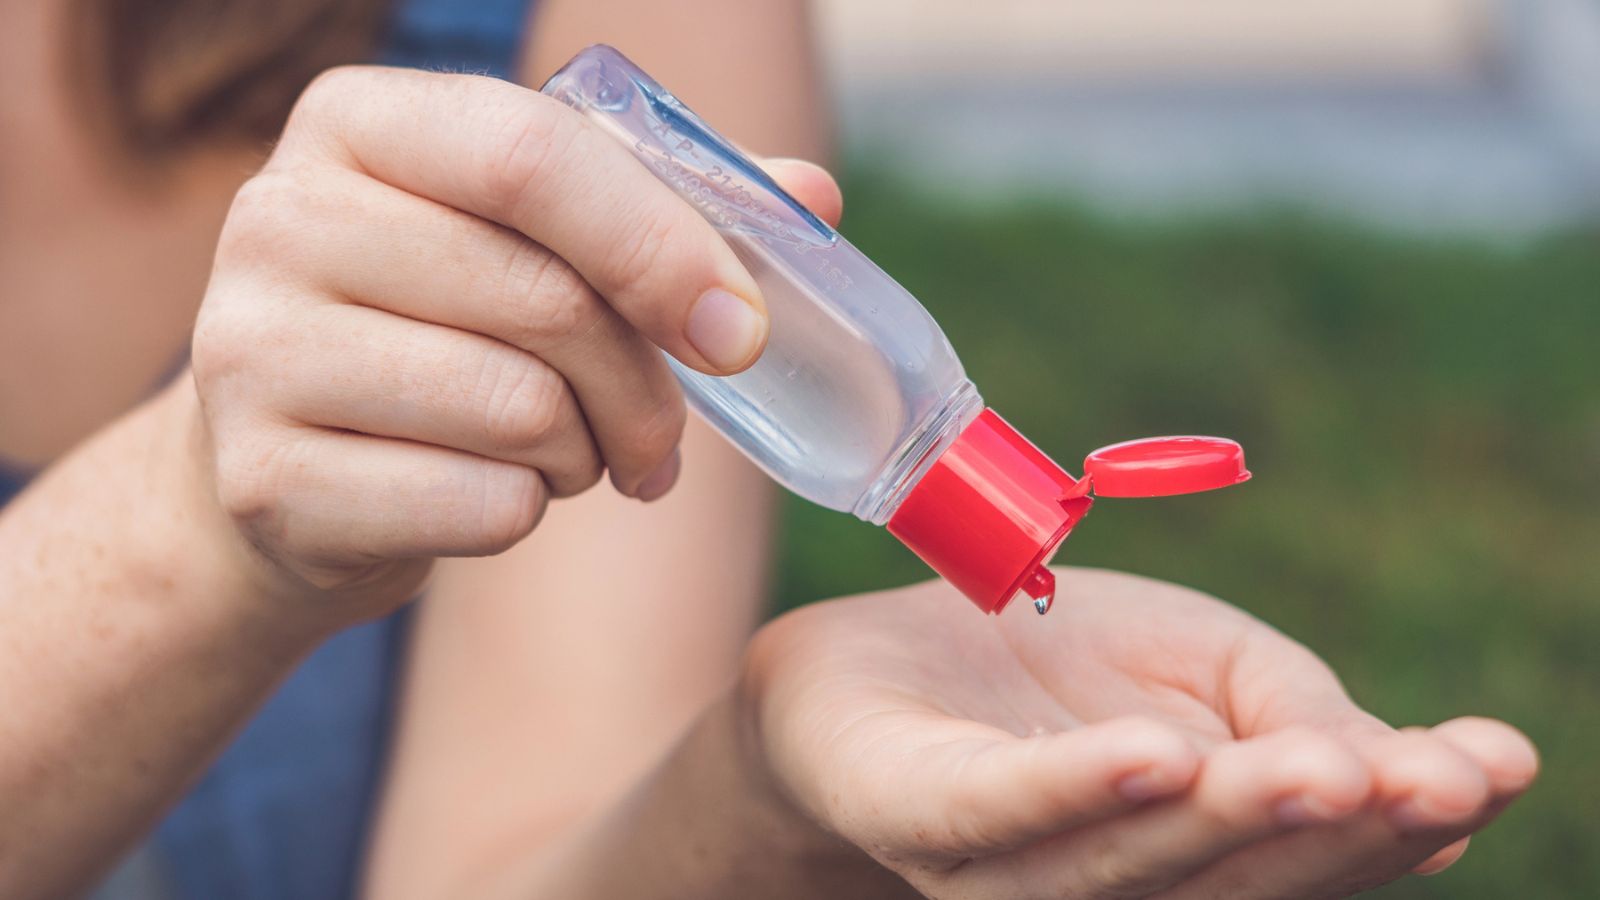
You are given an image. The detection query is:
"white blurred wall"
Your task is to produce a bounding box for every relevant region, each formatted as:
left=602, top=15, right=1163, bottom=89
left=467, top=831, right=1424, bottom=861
left=820, top=0, right=1488, bottom=82
left=814, top=0, right=1600, bottom=232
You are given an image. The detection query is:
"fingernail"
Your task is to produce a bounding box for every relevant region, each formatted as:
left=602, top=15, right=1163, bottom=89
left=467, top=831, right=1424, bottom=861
left=634, top=449, right=681, bottom=502
left=1117, top=769, right=1184, bottom=803
left=686, top=288, right=766, bottom=372
left=1415, top=854, right=1460, bottom=876
left=1415, top=837, right=1471, bottom=876
left=1274, top=794, right=1344, bottom=827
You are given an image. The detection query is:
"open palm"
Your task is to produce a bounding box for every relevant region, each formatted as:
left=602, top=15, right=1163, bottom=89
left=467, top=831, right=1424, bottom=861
left=747, top=568, right=1537, bottom=899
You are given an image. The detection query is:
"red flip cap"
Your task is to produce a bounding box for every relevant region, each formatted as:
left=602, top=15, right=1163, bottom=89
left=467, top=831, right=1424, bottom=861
left=887, top=410, right=1249, bottom=615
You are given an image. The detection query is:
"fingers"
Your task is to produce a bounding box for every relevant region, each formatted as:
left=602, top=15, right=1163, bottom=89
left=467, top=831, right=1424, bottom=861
left=1374, top=727, right=1492, bottom=830
left=210, top=423, right=547, bottom=576
left=192, top=65, right=850, bottom=591
left=260, top=303, right=602, bottom=498
left=1426, top=716, right=1540, bottom=799
left=276, top=66, right=768, bottom=375
left=940, top=728, right=1372, bottom=900
left=221, top=166, right=684, bottom=496
left=1217, top=626, right=1396, bottom=744
left=1147, top=718, right=1538, bottom=900
left=1399, top=717, right=1537, bottom=875
left=907, top=717, right=1202, bottom=856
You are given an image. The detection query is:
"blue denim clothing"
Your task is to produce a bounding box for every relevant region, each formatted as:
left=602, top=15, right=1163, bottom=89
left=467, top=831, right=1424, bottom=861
left=0, top=465, right=22, bottom=509
left=141, top=616, right=413, bottom=900
left=382, top=0, right=534, bottom=77
left=0, top=2, right=540, bottom=898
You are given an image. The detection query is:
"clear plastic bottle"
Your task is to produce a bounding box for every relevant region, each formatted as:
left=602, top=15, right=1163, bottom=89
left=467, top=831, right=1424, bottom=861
left=542, top=46, right=1250, bottom=615
left=543, top=45, right=979, bottom=525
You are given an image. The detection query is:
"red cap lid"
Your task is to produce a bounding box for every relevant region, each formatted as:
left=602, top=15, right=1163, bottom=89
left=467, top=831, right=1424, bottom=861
left=887, top=410, right=1092, bottom=615
left=888, top=416, right=1251, bottom=616
left=1082, top=436, right=1251, bottom=498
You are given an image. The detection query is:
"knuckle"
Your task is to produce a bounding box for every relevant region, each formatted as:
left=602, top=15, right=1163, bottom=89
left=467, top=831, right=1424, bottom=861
left=217, top=168, right=321, bottom=263
left=189, top=307, right=246, bottom=390
left=191, top=302, right=290, bottom=407
left=216, top=177, right=277, bottom=257
left=481, top=94, right=583, bottom=216
left=496, top=242, right=603, bottom=348
left=281, top=65, right=406, bottom=164
left=474, top=465, right=546, bottom=553
left=289, top=65, right=366, bottom=129
left=619, top=394, right=686, bottom=474
left=212, top=430, right=298, bottom=536
left=477, top=352, right=565, bottom=451
left=225, top=171, right=282, bottom=223
left=609, top=209, right=695, bottom=301
left=554, top=447, right=606, bottom=498
left=213, top=460, right=266, bottom=527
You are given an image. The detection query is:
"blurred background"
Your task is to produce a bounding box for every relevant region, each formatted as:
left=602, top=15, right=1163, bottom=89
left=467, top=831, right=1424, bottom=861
left=774, top=1, right=1600, bottom=896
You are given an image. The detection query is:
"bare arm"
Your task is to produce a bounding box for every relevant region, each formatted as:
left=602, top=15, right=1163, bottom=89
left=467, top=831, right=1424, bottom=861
left=357, top=2, right=846, bottom=896
left=2, top=16, right=834, bottom=893
left=0, top=386, right=343, bottom=897
left=526, top=0, right=832, bottom=162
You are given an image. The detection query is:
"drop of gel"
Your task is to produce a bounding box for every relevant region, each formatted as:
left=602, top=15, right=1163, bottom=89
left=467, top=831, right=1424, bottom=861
left=1013, top=566, right=1057, bottom=616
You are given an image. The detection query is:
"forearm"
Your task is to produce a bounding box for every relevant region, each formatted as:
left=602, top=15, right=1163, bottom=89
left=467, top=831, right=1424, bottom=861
left=0, top=382, right=335, bottom=896
left=484, top=693, right=915, bottom=900
left=360, top=416, right=780, bottom=897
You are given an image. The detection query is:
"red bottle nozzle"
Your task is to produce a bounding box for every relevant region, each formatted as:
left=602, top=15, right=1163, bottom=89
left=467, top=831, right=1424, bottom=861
left=887, top=411, right=1249, bottom=615
left=886, top=410, right=1090, bottom=615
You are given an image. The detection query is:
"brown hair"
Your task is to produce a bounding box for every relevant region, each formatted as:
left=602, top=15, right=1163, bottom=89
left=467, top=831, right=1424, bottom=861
left=72, top=0, right=392, bottom=160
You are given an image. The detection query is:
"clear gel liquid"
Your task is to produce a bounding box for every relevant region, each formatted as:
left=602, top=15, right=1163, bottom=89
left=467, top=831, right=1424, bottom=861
left=544, top=46, right=983, bottom=523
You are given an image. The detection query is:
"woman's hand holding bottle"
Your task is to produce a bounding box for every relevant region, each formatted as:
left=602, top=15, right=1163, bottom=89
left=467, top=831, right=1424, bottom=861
left=176, top=67, right=1537, bottom=900
left=186, top=66, right=840, bottom=618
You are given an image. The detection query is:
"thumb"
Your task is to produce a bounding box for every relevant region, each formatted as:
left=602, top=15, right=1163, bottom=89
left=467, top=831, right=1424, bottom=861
left=852, top=716, right=1201, bottom=859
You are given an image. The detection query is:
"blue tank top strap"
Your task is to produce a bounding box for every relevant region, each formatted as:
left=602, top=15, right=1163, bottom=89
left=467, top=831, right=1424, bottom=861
left=0, top=464, right=26, bottom=509
left=382, top=0, right=536, bottom=78
left=151, top=612, right=414, bottom=900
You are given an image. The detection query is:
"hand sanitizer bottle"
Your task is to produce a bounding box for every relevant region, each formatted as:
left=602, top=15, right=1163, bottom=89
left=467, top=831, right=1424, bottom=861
left=542, top=46, right=1251, bottom=615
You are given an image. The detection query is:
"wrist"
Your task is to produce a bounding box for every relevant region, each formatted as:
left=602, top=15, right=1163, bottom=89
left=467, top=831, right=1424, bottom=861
left=724, top=685, right=847, bottom=863
left=137, top=379, right=353, bottom=647
left=724, top=679, right=918, bottom=898
left=503, top=690, right=911, bottom=900
left=153, top=378, right=420, bottom=639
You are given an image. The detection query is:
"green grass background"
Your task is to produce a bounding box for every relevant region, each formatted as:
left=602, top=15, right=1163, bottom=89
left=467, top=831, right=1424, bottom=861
left=771, top=169, right=1600, bottom=897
